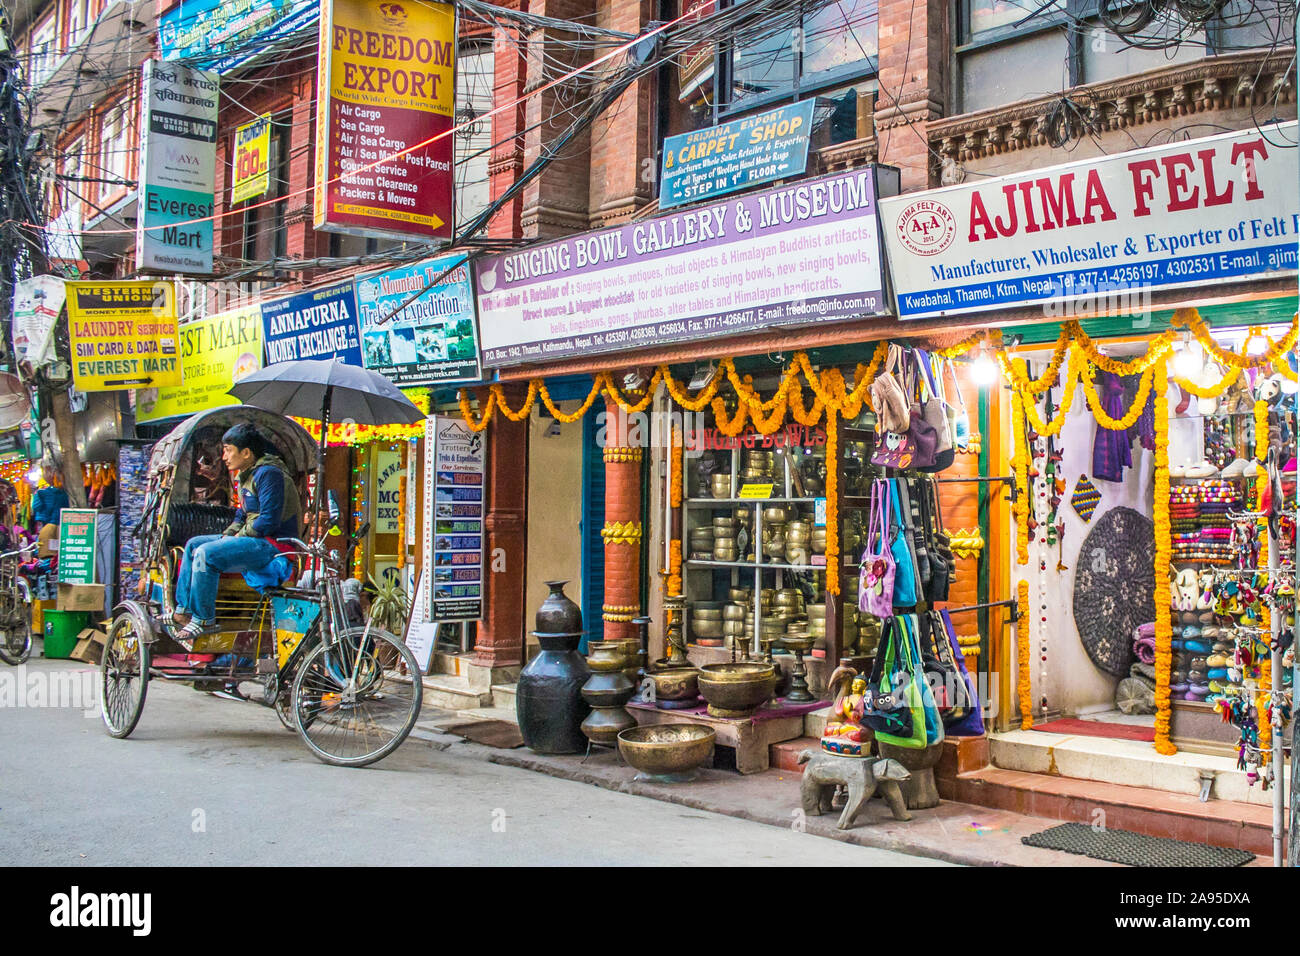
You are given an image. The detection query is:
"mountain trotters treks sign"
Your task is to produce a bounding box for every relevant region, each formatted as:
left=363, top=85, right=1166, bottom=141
left=313, top=0, right=455, bottom=242
left=66, top=281, right=181, bottom=391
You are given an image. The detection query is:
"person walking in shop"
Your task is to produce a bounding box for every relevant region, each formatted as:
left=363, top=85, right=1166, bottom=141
left=173, top=424, right=302, bottom=641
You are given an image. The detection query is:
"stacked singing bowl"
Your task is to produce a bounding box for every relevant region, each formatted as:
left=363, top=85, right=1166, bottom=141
left=618, top=724, right=716, bottom=781
left=698, top=662, right=777, bottom=718
left=688, top=525, right=714, bottom=558
left=580, top=642, right=636, bottom=746
left=712, top=515, right=737, bottom=562
left=691, top=602, right=724, bottom=645
left=711, top=472, right=733, bottom=499
left=785, top=519, right=811, bottom=566
left=743, top=450, right=774, bottom=482
left=723, top=603, right=752, bottom=655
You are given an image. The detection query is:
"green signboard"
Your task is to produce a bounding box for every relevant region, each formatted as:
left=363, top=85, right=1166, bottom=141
left=57, top=509, right=97, bottom=584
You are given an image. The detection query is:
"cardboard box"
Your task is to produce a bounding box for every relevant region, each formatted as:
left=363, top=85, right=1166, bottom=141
left=57, top=582, right=106, bottom=613
left=70, top=627, right=107, bottom=665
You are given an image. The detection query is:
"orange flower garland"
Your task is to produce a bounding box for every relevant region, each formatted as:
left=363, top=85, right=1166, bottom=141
left=1152, top=357, right=1175, bottom=755
left=1010, top=388, right=1029, bottom=565
left=1017, top=578, right=1032, bottom=729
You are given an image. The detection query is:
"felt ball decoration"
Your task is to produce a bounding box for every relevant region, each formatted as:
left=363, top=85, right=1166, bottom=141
left=1070, top=474, right=1101, bottom=523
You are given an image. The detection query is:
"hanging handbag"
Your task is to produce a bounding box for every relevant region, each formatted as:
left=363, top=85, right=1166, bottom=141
left=920, top=610, right=970, bottom=722
left=868, top=345, right=911, bottom=435
left=922, top=478, right=955, bottom=603
left=901, top=614, right=945, bottom=747
left=888, top=479, right=919, bottom=608
left=859, top=479, right=896, bottom=619
left=860, top=618, right=915, bottom=739
left=943, top=358, right=971, bottom=451
left=868, top=617, right=928, bottom=749
left=940, top=608, right=985, bottom=735
left=900, top=477, right=932, bottom=595
left=914, top=350, right=954, bottom=473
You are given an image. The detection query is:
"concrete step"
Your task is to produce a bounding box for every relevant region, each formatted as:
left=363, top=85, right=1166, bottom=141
left=944, top=766, right=1276, bottom=857
left=419, top=674, right=493, bottom=711
left=454, top=704, right=519, bottom=724
left=490, top=682, right=517, bottom=711
left=770, top=736, right=821, bottom=773
left=990, top=729, right=1271, bottom=806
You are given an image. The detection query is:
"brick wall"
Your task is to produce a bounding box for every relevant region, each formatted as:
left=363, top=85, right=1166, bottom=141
left=874, top=0, right=950, bottom=192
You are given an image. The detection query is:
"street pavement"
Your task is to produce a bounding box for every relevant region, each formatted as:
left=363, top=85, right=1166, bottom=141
left=0, top=655, right=950, bottom=866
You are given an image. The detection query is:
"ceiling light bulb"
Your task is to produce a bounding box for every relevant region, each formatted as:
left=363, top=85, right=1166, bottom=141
left=1245, top=333, right=1268, bottom=356
left=970, top=350, right=998, bottom=387
left=1172, top=341, right=1203, bottom=379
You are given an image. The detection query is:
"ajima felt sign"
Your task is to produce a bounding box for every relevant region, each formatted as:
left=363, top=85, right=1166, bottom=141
left=66, top=281, right=181, bottom=391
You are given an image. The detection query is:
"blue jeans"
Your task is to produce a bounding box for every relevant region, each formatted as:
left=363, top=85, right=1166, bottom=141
left=175, top=534, right=279, bottom=623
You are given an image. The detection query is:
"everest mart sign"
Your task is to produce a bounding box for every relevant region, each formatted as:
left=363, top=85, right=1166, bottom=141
left=476, top=166, right=897, bottom=367
left=880, top=122, right=1299, bottom=319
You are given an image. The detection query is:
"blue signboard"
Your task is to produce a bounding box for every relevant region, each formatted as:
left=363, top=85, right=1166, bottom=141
left=659, top=101, right=815, bottom=210
left=260, top=281, right=362, bottom=367
left=159, top=0, right=319, bottom=76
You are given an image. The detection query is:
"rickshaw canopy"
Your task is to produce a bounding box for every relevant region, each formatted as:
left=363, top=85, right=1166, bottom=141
left=146, top=406, right=318, bottom=502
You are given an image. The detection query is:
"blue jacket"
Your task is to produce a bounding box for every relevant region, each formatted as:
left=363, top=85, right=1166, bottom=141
left=33, top=486, right=70, bottom=526
left=224, top=455, right=301, bottom=539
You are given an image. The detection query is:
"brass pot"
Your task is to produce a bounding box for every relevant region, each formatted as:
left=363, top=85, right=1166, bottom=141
left=787, top=520, right=811, bottom=538
left=618, top=724, right=716, bottom=776
left=811, top=529, right=827, bottom=554
left=697, top=662, right=777, bottom=717
left=645, top=667, right=699, bottom=701
left=775, top=588, right=802, bottom=606
left=763, top=536, right=787, bottom=558
left=762, top=506, right=788, bottom=523
left=723, top=604, right=749, bottom=621
left=586, top=642, right=626, bottom=672
left=785, top=547, right=809, bottom=566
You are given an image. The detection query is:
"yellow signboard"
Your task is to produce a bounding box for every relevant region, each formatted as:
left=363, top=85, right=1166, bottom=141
left=738, top=483, right=774, bottom=499
left=66, top=281, right=180, bottom=391
left=231, top=114, right=271, bottom=205
left=135, top=304, right=263, bottom=423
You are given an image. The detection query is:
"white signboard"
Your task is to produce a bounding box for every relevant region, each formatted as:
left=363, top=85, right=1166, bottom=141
left=403, top=569, right=437, bottom=673
left=136, top=60, right=219, bottom=275
left=880, top=122, right=1300, bottom=319
left=11, top=275, right=65, bottom=369
left=430, top=416, right=485, bottom=621
left=475, top=166, right=897, bottom=366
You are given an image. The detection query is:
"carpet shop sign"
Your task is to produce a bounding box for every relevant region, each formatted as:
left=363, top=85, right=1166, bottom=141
left=880, top=121, right=1300, bottom=319
left=474, top=166, right=897, bottom=367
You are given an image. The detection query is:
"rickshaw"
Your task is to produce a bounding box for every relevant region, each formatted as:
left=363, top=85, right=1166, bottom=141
left=101, top=406, right=423, bottom=767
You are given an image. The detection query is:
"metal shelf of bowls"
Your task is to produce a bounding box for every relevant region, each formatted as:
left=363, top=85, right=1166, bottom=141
left=683, top=440, right=845, bottom=660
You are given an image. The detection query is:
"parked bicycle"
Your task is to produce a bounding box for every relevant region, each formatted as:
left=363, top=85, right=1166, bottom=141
left=0, top=541, right=37, bottom=665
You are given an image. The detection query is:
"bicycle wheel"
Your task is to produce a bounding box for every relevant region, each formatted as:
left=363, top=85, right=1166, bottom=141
left=290, top=625, right=422, bottom=767
left=101, top=614, right=150, bottom=739
left=0, top=617, right=30, bottom=665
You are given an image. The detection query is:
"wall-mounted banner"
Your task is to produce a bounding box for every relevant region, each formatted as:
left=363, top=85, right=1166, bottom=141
left=231, top=114, right=271, bottom=205
left=354, top=253, right=480, bottom=385
left=880, top=121, right=1300, bottom=320
left=659, top=100, right=815, bottom=210
left=136, top=304, right=263, bottom=423
left=66, top=281, right=181, bottom=391
left=260, top=281, right=362, bottom=366
left=159, top=0, right=320, bottom=75
left=313, top=0, right=455, bottom=242
left=476, top=165, right=897, bottom=367
left=430, top=416, right=484, bottom=621
left=11, top=275, right=65, bottom=370
left=136, top=60, right=218, bottom=275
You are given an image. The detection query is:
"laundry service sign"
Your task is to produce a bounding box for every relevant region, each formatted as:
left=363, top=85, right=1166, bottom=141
left=475, top=166, right=896, bottom=366
left=880, top=122, right=1299, bottom=319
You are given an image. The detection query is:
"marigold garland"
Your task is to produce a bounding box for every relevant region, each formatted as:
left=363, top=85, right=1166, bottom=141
left=669, top=426, right=683, bottom=510
left=1176, top=310, right=1299, bottom=369
left=1017, top=578, right=1032, bottom=730
left=668, top=539, right=682, bottom=598
left=1152, top=356, right=1175, bottom=756
left=1010, top=388, right=1030, bottom=565
left=1170, top=362, right=1241, bottom=398
left=825, top=409, right=840, bottom=597
left=1011, top=347, right=1082, bottom=437
left=1069, top=322, right=1177, bottom=375
left=1078, top=360, right=1158, bottom=431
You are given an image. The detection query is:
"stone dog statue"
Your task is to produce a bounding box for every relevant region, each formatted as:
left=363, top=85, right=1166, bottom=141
left=797, top=750, right=913, bottom=830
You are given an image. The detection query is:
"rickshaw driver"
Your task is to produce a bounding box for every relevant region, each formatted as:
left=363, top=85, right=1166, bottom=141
left=172, top=424, right=303, bottom=641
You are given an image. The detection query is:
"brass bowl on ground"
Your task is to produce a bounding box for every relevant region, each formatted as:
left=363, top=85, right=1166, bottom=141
left=698, top=662, right=777, bottom=717
left=618, top=724, right=716, bottom=777
left=645, top=667, right=699, bottom=701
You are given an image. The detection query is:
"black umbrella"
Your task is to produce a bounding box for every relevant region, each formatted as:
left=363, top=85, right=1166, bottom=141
left=227, top=358, right=425, bottom=533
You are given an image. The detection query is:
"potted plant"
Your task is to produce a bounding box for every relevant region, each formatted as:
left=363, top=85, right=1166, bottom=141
left=368, top=574, right=409, bottom=636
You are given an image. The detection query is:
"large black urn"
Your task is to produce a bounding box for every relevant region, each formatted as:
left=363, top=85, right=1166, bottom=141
left=516, top=581, right=591, bottom=754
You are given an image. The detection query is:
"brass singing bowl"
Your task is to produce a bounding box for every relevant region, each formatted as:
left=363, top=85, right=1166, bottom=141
left=723, top=604, right=749, bottom=621
left=692, top=607, right=724, bottom=620
left=723, top=620, right=747, bottom=636
left=712, top=549, right=739, bottom=562
left=618, top=724, right=716, bottom=776
left=728, top=588, right=752, bottom=604
left=779, top=633, right=817, bottom=653
left=762, top=507, right=789, bottom=522
left=698, top=662, right=776, bottom=713
left=645, top=667, right=699, bottom=701
left=691, top=618, right=724, bottom=639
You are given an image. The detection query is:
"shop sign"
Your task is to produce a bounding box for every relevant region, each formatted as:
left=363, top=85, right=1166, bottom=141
left=66, top=281, right=181, bottom=391
left=57, top=509, right=97, bottom=584
left=372, top=447, right=401, bottom=534
left=313, top=0, right=455, bottom=242
left=260, top=280, right=362, bottom=366
left=659, top=101, right=815, bottom=210
left=428, top=417, right=485, bottom=621
left=689, top=423, right=827, bottom=451
left=476, top=166, right=897, bottom=367
left=231, top=114, right=271, bottom=205
left=136, top=305, right=263, bottom=423
left=136, top=61, right=218, bottom=276
left=880, top=121, right=1300, bottom=320
left=11, top=275, right=65, bottom=370
left=738, top=483, right=773, bottom=499
left=159, top=0, right=320, bottom=75
left=353, top=253, right=481, bottom=385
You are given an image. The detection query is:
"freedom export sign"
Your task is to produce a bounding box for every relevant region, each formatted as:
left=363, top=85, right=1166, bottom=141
left=880, top=122, right=1299, bottom=319
left=475, top=166, right=897, bottom=367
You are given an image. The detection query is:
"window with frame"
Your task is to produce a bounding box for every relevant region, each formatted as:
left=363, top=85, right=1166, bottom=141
left=96, top=100, right=132, bottom=203
left=455, top=42, right=494, bottom=232
left=57, top=135, right=85, bottom=218
left=65, top=0, right=93, bottom=51
left=28, top=15, right=57, bottom=88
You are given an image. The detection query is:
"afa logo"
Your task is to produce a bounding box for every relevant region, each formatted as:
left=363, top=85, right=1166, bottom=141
left=896, top=199, right=956, bottom=256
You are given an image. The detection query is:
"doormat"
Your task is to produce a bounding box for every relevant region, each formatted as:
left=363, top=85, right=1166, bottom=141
left=439, top=720, right=525, bottom=749
left=1022, top=823, right=1255, bottom=867
left=1032, top=718, right=1155, bottom=742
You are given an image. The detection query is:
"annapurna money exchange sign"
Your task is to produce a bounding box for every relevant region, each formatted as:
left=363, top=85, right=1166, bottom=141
left=880, top=122, right=1298, bottom=319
